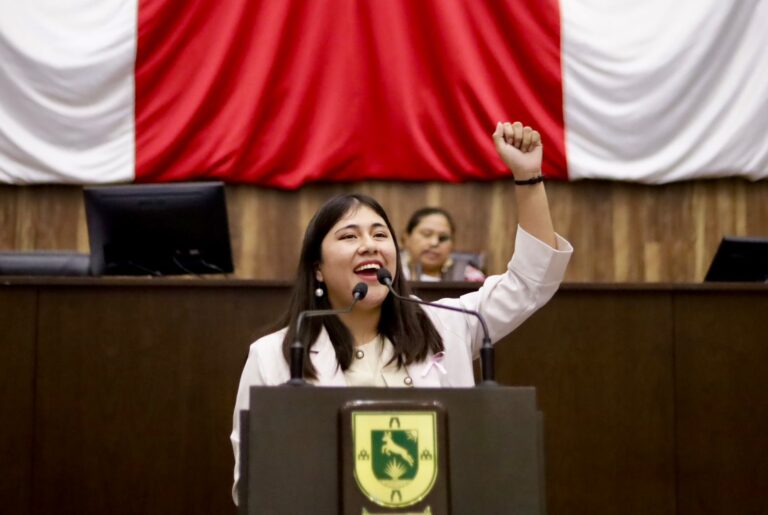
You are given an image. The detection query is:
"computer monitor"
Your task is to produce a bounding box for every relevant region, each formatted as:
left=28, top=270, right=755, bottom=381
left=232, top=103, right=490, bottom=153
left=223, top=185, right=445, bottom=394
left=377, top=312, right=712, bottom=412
left=84, top=182, right=234, bottom=276
left=704, top=236, right=768, bottom=282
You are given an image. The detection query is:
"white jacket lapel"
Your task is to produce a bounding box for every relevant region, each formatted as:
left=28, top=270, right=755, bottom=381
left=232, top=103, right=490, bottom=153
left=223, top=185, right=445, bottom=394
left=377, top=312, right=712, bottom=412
left=309, top=329, right=347, bottom=386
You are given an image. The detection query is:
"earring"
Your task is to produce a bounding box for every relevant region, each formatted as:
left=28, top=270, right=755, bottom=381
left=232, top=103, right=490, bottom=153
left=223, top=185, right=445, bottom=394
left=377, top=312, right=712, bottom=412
left=314, top=287, right=324, bottom=298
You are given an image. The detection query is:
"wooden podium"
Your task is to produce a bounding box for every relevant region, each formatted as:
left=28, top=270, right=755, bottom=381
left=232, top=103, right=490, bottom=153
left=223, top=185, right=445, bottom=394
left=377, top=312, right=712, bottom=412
left=239, top=386, right=546, bottom=515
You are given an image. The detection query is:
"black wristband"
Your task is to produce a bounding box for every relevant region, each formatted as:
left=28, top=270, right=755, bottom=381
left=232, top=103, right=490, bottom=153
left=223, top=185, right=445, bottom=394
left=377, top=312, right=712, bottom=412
left=514, top=175, right=545, bottom=186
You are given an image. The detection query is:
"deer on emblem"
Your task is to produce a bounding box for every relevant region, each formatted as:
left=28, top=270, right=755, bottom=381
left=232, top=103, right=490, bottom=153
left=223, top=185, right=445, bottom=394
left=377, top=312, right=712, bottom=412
left=381, top=431, right=414, bottom=467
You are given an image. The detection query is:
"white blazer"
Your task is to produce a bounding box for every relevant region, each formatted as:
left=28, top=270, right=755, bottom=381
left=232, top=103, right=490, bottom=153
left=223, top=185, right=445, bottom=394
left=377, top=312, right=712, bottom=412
left=230, top=227, right=572, bottom=502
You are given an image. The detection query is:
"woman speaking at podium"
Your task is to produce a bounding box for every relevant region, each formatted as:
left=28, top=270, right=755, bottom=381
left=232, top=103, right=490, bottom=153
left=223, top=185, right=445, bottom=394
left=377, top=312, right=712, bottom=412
left=231, top=122, right=573, bottom=501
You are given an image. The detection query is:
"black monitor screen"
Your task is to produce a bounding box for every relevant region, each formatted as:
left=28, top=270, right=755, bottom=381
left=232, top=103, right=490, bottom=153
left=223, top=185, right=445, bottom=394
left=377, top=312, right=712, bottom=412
left=84, top=182, right=234, bottom=276
left=704, top=236, right=768, bottom=282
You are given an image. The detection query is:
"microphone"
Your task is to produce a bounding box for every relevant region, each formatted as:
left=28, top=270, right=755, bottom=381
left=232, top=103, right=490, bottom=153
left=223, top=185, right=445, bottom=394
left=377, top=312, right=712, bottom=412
left=287, top=282, right=369, bottom=385
left=376, top=268, right=497, bottom=386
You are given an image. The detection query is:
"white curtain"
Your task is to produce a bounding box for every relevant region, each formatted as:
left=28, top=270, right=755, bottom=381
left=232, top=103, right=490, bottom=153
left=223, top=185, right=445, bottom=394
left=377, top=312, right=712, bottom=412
left=562, top=0, right=768, bottom=182
left=0, top=0, right=136, bottom=184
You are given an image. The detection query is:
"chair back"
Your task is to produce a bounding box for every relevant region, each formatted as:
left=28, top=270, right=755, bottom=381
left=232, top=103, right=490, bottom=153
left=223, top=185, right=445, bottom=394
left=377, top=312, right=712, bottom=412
left=444, top=251, right=485, bottom=281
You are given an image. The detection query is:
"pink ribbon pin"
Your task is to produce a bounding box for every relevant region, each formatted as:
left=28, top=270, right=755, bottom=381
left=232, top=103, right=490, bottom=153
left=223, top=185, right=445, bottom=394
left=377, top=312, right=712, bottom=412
left=421, top=351, right=447, bottom=377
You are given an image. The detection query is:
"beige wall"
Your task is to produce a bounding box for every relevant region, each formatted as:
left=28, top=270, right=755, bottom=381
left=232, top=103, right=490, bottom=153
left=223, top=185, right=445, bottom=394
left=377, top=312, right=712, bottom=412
left=2, top=177, right=766, bottom=282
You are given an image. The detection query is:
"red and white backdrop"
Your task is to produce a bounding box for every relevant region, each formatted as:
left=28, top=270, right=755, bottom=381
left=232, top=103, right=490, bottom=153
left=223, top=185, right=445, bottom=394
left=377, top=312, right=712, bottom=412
left=1, top=0, right=767, bottom=187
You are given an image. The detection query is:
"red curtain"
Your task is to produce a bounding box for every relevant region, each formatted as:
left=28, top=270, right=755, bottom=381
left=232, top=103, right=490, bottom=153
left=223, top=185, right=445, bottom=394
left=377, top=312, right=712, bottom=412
left=135, top=0, right=565, bottom=188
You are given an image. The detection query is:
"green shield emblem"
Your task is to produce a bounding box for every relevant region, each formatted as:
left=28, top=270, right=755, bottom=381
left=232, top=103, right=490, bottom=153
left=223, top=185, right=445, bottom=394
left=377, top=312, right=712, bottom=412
left=372, top=429, right=418, bottom=484
left=353, top=412, right=437, bottom=508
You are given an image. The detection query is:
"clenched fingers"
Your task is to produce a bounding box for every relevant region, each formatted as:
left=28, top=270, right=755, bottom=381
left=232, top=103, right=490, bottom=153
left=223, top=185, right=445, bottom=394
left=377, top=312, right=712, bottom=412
left=502, top=121, right=523, bottom=147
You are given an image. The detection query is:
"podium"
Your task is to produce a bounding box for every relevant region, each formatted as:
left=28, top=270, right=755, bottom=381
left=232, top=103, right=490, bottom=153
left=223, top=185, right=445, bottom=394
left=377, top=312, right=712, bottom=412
left=240, top=386, right=546, bottom=515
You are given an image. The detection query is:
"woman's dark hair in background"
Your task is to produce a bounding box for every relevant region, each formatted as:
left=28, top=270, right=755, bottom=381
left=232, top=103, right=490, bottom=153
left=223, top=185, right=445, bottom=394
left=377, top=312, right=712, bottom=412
left=405, top=206, right=456, bottom=235
left=280, top=193, right=444, bottom=379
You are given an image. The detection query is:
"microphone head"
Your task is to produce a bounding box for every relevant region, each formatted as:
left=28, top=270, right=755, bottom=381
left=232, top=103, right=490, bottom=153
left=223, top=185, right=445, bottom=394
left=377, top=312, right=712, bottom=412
left=352, top=282, right=368, bottom=300
left=376, top=267, right=393, bottom=285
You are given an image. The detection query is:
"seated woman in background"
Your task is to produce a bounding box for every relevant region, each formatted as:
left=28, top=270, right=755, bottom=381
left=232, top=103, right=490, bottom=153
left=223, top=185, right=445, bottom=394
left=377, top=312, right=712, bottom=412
left=401, top=207, right=486, bottom=282
left=230, top=121, right=573, bottom=503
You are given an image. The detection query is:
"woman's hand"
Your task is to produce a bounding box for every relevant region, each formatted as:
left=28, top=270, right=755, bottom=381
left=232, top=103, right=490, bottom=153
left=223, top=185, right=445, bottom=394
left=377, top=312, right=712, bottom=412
left=492, top=121, right=543, bottom=181
left=492, top=121, right=556, bottom=248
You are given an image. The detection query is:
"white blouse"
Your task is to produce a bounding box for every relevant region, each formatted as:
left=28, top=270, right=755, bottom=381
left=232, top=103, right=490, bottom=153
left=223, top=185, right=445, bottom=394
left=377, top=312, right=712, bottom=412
left=343, top=335, right=413, bottom=387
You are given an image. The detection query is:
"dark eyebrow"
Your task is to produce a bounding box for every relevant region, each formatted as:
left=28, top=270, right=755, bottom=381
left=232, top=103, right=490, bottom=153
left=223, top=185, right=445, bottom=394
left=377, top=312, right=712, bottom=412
left=334, top=222, right=388, bottom=235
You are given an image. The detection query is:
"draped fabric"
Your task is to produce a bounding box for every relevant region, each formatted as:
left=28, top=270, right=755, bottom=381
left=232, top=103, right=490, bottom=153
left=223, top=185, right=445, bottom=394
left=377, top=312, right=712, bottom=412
left=1, top=0, right=766, bottom=186
left=562, top=0, right=768, bottom=182
left=0, top=0, right=136, bottom=184
left=134, top=0, right=565, bottom=187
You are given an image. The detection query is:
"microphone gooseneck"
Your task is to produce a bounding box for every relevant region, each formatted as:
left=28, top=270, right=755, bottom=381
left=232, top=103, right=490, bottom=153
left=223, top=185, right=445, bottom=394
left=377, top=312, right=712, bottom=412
left=287, top=282, right=368, bottom=386
left=376, top=268, right=497, bottom=386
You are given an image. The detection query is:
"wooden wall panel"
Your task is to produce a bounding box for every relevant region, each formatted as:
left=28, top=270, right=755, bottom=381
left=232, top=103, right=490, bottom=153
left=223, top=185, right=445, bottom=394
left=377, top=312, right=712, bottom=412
left=1, top=178, right=766, bottom=282
left=418, top=285, right=678, bottom=515
left=0, top=287, right=36, bottom=515
left=503, top=290, right=677, bottom=515
left=0, top=187, right=19, bottom=249
left=0, top=185, right=87, bottom=251
left=674, top=291, right=768, bottom=515
left=5, top=280, right=767, bottom=515
left=33, top=284, right=290, bottom=515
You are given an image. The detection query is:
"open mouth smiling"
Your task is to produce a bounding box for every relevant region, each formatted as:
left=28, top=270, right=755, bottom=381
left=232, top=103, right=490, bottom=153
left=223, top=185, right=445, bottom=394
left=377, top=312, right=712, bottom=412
left=354, top=262, right=382, bottom=280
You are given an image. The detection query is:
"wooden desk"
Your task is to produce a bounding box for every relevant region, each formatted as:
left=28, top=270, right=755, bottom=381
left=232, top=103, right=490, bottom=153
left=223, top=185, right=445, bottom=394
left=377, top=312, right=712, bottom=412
left=1, top=279, right=766, bottom=515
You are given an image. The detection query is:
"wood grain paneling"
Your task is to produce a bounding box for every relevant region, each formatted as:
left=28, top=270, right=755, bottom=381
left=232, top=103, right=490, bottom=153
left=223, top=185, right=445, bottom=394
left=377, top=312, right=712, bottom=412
left=33, top=284, right=290, bottom=515
left=0, top=185, right=86, bottom=250
left=418, top=285, right=678, bottom=515
left=0, top=287, right=36, bottom=515
left=1, top=178, right=766, bottom=282
left=5, top=279, right=767, bottom=515
left=503, top=290, right=677, bottom=515
left=674, top=291, right=768, bottom=515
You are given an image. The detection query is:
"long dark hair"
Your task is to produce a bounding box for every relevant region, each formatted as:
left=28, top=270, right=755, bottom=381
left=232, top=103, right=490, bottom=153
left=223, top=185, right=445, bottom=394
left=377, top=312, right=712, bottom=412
left=280, top=193, right=444, bottom=379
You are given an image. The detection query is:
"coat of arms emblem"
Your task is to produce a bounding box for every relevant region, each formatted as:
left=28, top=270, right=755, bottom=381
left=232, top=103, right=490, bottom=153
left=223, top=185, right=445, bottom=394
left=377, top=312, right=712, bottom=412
left=352, top=411, right=438, bottom=508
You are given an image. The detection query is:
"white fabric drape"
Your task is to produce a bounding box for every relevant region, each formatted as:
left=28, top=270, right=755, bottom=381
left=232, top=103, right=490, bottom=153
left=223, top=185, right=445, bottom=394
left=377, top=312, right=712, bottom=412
left=562, top=0, right=768, bottom=182
left=1, top=1, right=767, bottom=184
left=0, top=0, right=136, bottom=184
